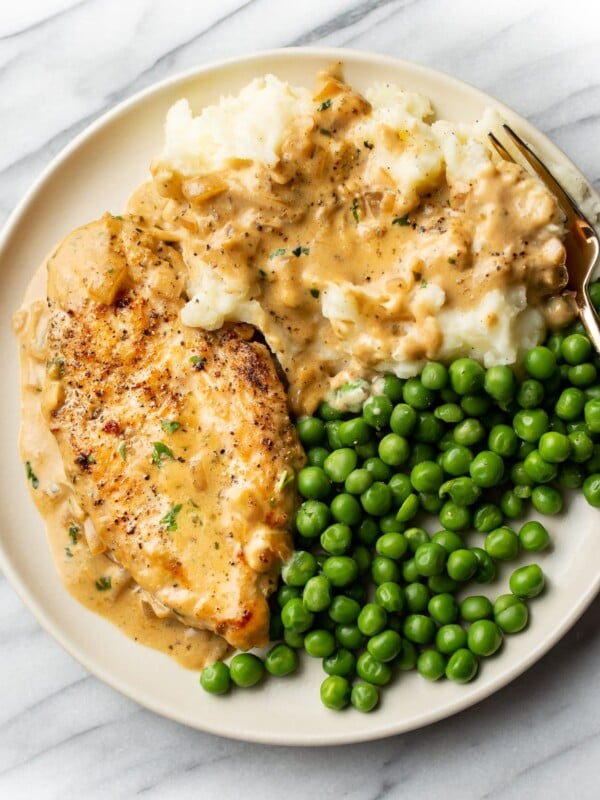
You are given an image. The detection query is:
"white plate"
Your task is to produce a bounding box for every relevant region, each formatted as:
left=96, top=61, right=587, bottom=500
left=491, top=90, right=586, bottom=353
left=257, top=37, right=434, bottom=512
left=1, top=47, right=599, bottom=746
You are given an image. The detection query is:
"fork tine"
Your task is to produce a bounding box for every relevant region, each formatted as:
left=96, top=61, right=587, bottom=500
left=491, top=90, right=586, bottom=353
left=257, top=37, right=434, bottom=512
left=487, top=131, right=516, bottom=164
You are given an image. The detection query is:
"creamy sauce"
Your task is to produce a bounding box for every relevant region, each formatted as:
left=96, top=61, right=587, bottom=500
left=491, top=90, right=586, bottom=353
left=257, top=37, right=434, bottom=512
left=131, top=70, right=569, bottom=414
left=14, top=263, right=231, bottom=669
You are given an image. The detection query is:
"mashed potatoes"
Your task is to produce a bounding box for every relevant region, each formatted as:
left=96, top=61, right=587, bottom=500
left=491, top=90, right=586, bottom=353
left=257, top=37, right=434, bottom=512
left=130, top=67, right=568, bottom=413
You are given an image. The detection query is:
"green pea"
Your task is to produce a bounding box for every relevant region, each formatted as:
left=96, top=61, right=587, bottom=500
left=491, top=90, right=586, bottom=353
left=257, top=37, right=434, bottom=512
left=229, top=653, right=264, bottom=688
left=357, top=517, right=380, bottom=546
left=538, top=431, right=571, bottom=463
left=467, top=619, right=502, bottom=657
left=323, top=448, right=358, bottom=483
left=562, top=333, right=592, bottom=365
left=322, top=556, right=359, bottom=587
left=307, top=446, right=329, bottom=468
left=408, top=442, right=438, bottom=469
left=317, top=401, right=343, bottom=421
left=351, top=682, right=379, bottom=713
left=320, top=675, right=351, bottom=710
left=446, top=548, right=479, bottom=582
left=509, top=564, right=545, bottom=599
left=282, top=550, right=318, bottom=587
left=473, top=503, right=504, bottom=533
left=297, top=466, right=331, bottom=500
left=445, top=648, right=478, bottom=683
left=264, top=643, right=299, bottom=677
left=518, top=520, right=550, bottom=552
left=277, top=584, right=301, bottom=609
left=531, top=485, right=563, bottom=515
left=375, top=581, right=405, bottom=613
left=484, top=364, right=516, bottom=403
left=335, top=623, right=366, bottom=650
left=436, top=624, right=468, bottom=654
left=460, top=595, right=493, bottom=622
left=352, top=545, right=372, bottom=575
left=421, top=361, right=448, bottom=390
left=428, top=573, right=460, bottom=594
left=428, top=592, right=458, bottom=624
left=370, top=555, right=401, bottom=585
left=344, top=468, right=373, bottom=495
left=403, top=613, right=436, bottom=644
left=403, top=377, right=435, bottom=409
left=453, top=418, right=486, bottom=446
left=356, top=652, right=393, bottom=686
left=517, top=379, right=545, bottom=409
left=405, top=526, right=431, bottom=552
left=199, top=661, right=231, bottom=695
left=283, top=628, right=305, bottom=648
left=523, top=450, right=558, bottom=483
left=471, top=547, right=497, bottom=583
left=419, top=491, right=444, bottom=514
left=373, top=531, right=406, bottom=560
left=417, top=649, right=447, bottom=681
left=439, top=500, right=471, bottom=532
left=381, top=374, right=405, bottom=402
left=510, top=462, right=535, bottom=487
left=297, top=416, right=326, bottom=447
left=368, top=629, right=403, bottom=662
left=513, top=408, right=549, bottom=442
left=362, top=394, right=393, bottom=429
left=439, top=476, right=481, bottom=506
left=583, top=473, right=600, bottom=507
left=330, top=494, right=362, bottom=526
left=281, top=598, right=314, bottom=633
left=395, top=492, right=420, bottom=522
left=394, top=639, right=418, bottom=671
left=304, top=629, right=336, bottom=658
left=568, top=363, right=597, bottom=388
left=415, top=542, right=447, bottom=576
left=524, top=346, right=557, bottom=380
left=568, top=430, right=594, bottom=463
left=323, top=648, right=356, bottom=677
left=357, top=603, right=388, bottom=636
left=494, top=593, right=529, bottom=633
left=361, top=481, right=393, bottom=516
left=499, top=489, right=524, bottom=520
left=329, top=595, right=361, bottom=624
left=485, top=527, right=520, bottom=561
left=390, top=403, right=418, bottom=436
left=410, top=460, right=444, bottom=492
left=488, top=424, right=519, bottom=457
left=555, top=387, right=586, bottom=421
left=302, top=575, right=333, bottom=612
left=295, top=500, right=331, bottom=538
left=559, top=462, right=586, bottom=489
left=584, top=399, right=600, bottom=433
left=404, top=582, right=431, bottom=613
left=449, top=358, right=485, bottom=395
left=325, top=420, right=344, bottom=450
left=435, top=402, right=464, bottom=424
left=378, top=432, right=410, bottom=466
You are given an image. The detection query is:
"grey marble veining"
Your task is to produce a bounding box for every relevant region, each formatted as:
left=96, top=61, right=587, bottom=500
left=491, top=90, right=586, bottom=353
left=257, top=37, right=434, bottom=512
left=2, top=1, right=600, bottom=798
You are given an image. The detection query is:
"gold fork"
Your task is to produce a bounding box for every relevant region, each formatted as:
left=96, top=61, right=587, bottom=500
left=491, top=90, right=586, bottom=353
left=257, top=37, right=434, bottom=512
left=488, top=123, right=600, bottom=352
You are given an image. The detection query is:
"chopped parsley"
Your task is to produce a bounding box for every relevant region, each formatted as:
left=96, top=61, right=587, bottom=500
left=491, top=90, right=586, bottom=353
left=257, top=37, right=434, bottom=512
left=118, top=442, right=127, bottom=461
left=351, top=197, right=360, bottom=224
left=319, top=127, right=332, bottom=137
left=160, top=504, right=182, bottom=532
left=292, top=246, right=310, bottom=257
left=47, top=357, right=65, bottom=379
left=68, top=525, right=79, bottom=545
left=420, top=279, right=428, bottom=288
left=448, top=256, right=457, bottom=264
left=317, top=99, right=332, bottom=111
left=259, top=268, right=267, bottom=278
left=392, top=214, right=410, bottom=226
left=269, top=248, right=286, bottom=259
left=95, top=576, right=112, bottom=591
left=190, top=355, right=206, bottom=370
left=25, top=461, right=39, bottom=489
left=111, top=215, right=123, bottom=221
left=310, top=288, right=320, bottom=298
left=152, top=441, right=175, bottom=467
left=65, top=547, right=73, bottom=558
left=276, top=470, right=295, bottom=492
left=363, top=140, right=374, bottom=150
left=161, top=419, right=181, bottom=434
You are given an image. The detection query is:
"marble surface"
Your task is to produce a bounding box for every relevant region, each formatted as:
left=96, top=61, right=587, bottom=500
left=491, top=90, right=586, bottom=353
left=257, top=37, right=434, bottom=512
left=2, top=1, right=600, bottom=797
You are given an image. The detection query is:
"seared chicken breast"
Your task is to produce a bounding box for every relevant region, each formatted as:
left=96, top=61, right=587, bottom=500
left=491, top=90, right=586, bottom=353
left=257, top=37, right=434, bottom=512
left=42, top=214, right=304, bottom=650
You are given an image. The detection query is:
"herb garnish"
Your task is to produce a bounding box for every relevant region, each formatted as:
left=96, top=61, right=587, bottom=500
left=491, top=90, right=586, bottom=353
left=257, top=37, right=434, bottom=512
left=25, top=461, right=39, bottom=489
left=190, top=355, right=206, bottom=370
left=269, top=248, right=286, bottom=259
left=161, top=420, right=181, bottom=434
left=319, top=127, right=332, bottom=137
left=152, top=441, right=175, bottom=467
left=95, top=576, right=112, bottom=591
left=160, top=504, right=182, bottom=532
left=276, top=470, right=295, bottom=492
left=363, top=140, right=374, bottom=150
left=65, top=547, right=73, bottom=558
left=448, top=256, right=456, bottom=264
left=392, top=214, right=410, bottom=226
left=68, top=525, right=79, bottom=545
left=292, top=246, right=310, bottom=257
left=47, top=357, right=65, bottom=379
left=118, top=442, right=127, bottom=461
left=351, top=197, right=360, bottom=224
left=317, top=99, right=332, bottom=111
left=310, top=288, right=320, bottom=298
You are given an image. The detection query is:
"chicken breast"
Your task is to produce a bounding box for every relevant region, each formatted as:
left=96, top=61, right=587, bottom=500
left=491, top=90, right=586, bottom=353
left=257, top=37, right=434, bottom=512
left=42, top=214, right=304, bottom=650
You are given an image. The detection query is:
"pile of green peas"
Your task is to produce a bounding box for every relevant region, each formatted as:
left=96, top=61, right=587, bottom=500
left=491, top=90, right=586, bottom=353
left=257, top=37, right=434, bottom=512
left=200, top=298, right=600, bottom=711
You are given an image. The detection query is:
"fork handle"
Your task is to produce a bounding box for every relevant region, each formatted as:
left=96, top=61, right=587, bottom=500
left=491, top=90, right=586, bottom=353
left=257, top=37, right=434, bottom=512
left=578, top=301, right=600, bottom=354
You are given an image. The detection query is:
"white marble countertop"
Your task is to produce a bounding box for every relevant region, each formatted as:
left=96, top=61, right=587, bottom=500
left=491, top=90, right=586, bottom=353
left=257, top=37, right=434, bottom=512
left=2, top=1, right=600, bottom=797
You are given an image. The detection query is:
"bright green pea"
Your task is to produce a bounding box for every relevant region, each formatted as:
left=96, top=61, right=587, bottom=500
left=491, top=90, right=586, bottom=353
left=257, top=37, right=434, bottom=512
left=199, top=661, right=231, bottom=695
left=390, top=403, right=418, bottom=435
left=375, top=532, right=408, bottom=560
left=323, top=648, right=356, bottom=677
left=517, top=379, right=545, bottom=409
left=375, top=581, right=405, bottom=613
left=330, top=494, right=362, bottom=526
left=381, top=374, right=405, bottom=402
left=344, top=468, right=373, bottom=495
left=523, top=450, right=558, bottom=483
left=297, top=466, right=331, bottom=500
left=404, top=582, right=431, bottom=613
left=584, top=399, right=600, bottom=433
left=415, top=542, right=447, bottom=576
left=371, top=555, right=401, bottom=585
left=304, top=629, right=336, bottom=658
left=518, top=520, right=550, bottom=552
left=439, top=477, right=481, bottom=507
left=322, top=556, right=359, bottom=587
left=264, top=643, right=299, bottom=677
left=538, top=431, right=571, bottom=463
left=531, top=485, right=563, bottom=515
left=439, top=500, right=471, bottom=532
left=568, top=363, right=597, bottom=388
left=467, top=619, right=502, bottom=657
left=445, top=648, right=478, bottom=683
left=296, top=416, right=326, bottom=447
left=405, top=527, right=431, bottom=552
left=395, top=492, right=420, bottom=522
left=378, top=432, right=410, bottom=466
left=568, top=430, right=594, bottom=463
left=488, top=424, right=519, bottom=457
left=484, top=365, right=517, bottom=403
left=562, top=333, right=592, bottom=365
left=435, top=403, right=464, bottom=423
left=317, top=401, right=343, bottom=421
left=485, top=527, right=520, bottom=561
left=325, top=420, right=344, bottom=450
left=329, top=595, right=361, bottom=624
left=368, top=629, right=403, bottom=662
left=394, top=639, right=418, bottom=671
left=419, top=491, right=444, bottom=514
left=471, top=547, right=497, bottom=583
left=493, top=593, right=529, bottom=633
left=499, top=489, right=524, bottom=520
left=428, top=592, right=458, bottom=624
left=403, top=613, right=436, bottom=645
left=338, top=417, right=372, bottom=447
left=473, top=503, right=504, bottom=533
left=509, top=564, right=545, bottom=599
left=362, top=394, right=393, bottom=429
left=430, top=529, right=464, bottom=553
left=410, top=460, right=444, bottom=492
left=357, top=603, right=388, bottom=636
left=421, top=361, right=448, bottom=390
left=446, top=548, right=479, bottom=581
left=361, top=481, right=393, bottom=516
left=302, top=575, right=333, bottom=612
left=449, top=358, right=485, bottom=395
left=513, top=408, right=549, bottom=442
left=320, top=675, right=351, bottom=710
left=307, top=446, right=329, bottom=468
left=436, top=624, right=468, bottom=654
left=403, top=377, right=435, bottom=410
left=335, top=623, right=366, bottom=650
left=229, top=653, right=264, bottom=688
left=453, top=418, right=486, bottom=446
left=281, top=598, right=314, bottom=633
left=282, top=550, right=318, bottom=587
left=417, top=649, right=446, bottom=681
left=295, top=500, right=331, bottom=538
left=356, top=652, right=393, bottom=686
left=414, top=411, right=446, bottom=442
left=555, top=387, right=586, bottom=421
left=323, top=448, right=358, bottom=483
left=351, top=682, right=379, bottom=712
left=524, top=346, right=556, bottom=380
left=583, top=473, right=600, bottom=507
left=460, top=595, right=493, bottom=622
